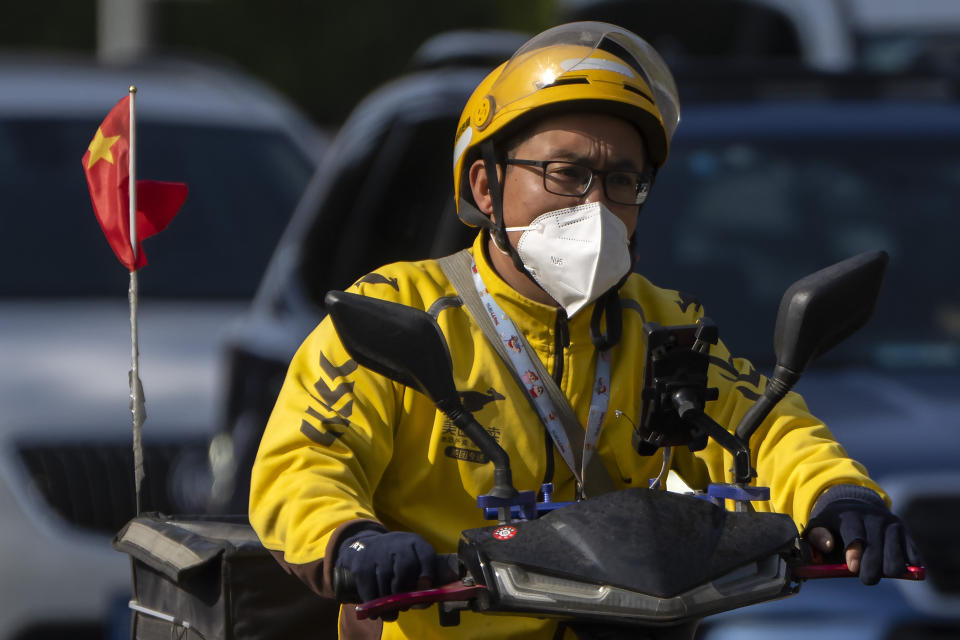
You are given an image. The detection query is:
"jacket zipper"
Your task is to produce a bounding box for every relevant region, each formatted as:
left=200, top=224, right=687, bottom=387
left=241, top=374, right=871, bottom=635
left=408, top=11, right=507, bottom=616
left=542, top=309, right=570, bottom=489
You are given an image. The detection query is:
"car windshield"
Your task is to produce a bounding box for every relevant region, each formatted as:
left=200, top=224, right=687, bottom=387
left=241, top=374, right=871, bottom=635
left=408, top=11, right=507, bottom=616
left=637, top=135, right=960, bottom=370
left=0, top=118, right=315, bottom=299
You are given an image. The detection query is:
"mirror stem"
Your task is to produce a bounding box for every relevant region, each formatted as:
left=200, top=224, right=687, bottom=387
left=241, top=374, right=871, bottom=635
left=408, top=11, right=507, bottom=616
left=438, top=399, right=518, bottom=499
left=672, top=390, right=754, bottom=486
left=735, top=365, right=802, bottom=446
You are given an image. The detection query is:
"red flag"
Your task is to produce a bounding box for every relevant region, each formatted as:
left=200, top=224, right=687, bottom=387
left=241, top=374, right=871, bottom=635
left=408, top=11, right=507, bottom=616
left=82, top=95, right=188, bottom=271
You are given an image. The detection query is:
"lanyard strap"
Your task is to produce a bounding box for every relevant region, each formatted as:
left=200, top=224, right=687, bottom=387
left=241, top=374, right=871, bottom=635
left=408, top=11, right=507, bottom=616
left=470, top=259, right=611, bottom=484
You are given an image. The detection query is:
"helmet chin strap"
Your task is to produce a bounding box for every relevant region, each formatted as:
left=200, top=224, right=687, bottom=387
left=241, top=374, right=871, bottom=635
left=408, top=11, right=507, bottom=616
left=481, top=140, right=542, bottom=291
left=590, top=279, right=626, bottom=351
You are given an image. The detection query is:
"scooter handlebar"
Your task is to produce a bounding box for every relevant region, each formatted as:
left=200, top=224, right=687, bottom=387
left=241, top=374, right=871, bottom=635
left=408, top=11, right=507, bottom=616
left=333, top=564, right=361, bottom=603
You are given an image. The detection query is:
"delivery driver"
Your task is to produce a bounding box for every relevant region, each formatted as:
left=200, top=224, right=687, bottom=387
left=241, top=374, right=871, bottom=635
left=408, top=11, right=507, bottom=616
left=249, top=21, right=920, bottom=639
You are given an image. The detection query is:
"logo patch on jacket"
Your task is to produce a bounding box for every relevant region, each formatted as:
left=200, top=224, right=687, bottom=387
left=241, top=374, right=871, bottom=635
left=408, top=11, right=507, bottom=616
left=675, top=291, right=702, bottom=313
left=300, top=420, right=346, bottom=446
left=302, top=354, right=358, bottom=446
left=459, top=387, right=505, bottom=412
left=709, top=354, right=762, bottom=401
left=444, top=446, right=489, bottom=464
left=356, top=272, right=399, bottom=291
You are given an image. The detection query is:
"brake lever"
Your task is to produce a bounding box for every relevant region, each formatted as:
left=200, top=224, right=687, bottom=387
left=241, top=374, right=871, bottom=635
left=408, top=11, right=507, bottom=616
left=333, top=552, right=461, bottom=604
left=791, top=563, right=926, bottom=581
left=354, top=581, right=487, bottom=620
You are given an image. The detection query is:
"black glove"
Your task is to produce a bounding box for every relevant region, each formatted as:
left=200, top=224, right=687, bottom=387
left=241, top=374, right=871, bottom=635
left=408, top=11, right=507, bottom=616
left=805, top=484, right=922, bottom=585
left=335, top=529, right=439, bottom=610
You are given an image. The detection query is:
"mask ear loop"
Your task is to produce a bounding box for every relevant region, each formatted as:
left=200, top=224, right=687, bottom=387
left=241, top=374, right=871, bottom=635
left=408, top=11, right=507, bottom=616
left=481, top=139, right=543, bottom=291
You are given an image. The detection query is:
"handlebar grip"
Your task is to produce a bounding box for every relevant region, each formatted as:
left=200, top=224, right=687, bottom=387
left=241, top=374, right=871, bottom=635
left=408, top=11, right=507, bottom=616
left=333, top=565, right=361, bottom=603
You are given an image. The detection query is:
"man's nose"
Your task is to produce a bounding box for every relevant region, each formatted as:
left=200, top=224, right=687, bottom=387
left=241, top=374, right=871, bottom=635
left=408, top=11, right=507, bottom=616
left=580, top=176, right=610, bottom=206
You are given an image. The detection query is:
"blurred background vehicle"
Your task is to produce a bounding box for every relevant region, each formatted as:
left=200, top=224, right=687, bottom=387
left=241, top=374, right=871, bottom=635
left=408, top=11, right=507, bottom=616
left=561, top=0, right=960, bottom=74
left=755, top=0, right=960, bottom=73
left=0, top=54, right=324, bottom=639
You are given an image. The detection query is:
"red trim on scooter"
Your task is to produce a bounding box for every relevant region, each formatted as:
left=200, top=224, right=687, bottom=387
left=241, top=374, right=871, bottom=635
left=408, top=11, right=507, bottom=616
left=792, top=563, right=926, bottom=580
left=354, top=582, right=486, bottom=620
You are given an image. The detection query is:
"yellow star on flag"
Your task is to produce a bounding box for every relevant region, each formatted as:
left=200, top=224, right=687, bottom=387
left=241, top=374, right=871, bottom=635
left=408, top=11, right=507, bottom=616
left=86, top=127, right=122, bottom=169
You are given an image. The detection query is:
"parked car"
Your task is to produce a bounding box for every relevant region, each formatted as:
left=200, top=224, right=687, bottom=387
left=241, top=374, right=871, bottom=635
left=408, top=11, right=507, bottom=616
left=754, top=0, right=960, bottom=73
left=0, top=53, right=325, bottom=639
left=560, top=0, right=960, bottom=74
left=217, top=36, right=960, bottom=638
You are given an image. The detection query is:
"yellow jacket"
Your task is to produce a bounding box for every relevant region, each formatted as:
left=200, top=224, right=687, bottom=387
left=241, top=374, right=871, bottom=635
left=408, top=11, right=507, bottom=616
left=249, top=232, right=885, bottom=639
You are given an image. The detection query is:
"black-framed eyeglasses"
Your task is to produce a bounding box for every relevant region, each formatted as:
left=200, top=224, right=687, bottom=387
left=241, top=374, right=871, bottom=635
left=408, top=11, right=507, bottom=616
left=505, top=159, right=652, bottom=206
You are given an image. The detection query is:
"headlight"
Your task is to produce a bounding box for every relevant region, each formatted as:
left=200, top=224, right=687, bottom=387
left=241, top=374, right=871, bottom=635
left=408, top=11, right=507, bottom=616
left=489, top=553, right=792, bottom=623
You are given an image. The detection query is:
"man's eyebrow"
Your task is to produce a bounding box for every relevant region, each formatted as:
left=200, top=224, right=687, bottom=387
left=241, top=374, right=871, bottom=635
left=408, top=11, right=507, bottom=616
left=547, top=149, right=586, bottom=162
left=547, top=149, right=645, bottom=171
left=607, top=158, right=645, bottom=171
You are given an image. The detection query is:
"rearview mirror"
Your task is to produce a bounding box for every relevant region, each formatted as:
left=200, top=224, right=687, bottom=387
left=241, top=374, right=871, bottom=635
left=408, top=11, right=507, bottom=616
left=736, top=250, right=888, bottom=449
left=324, top=290, right=458, bottom=406
left=323, top=290, right=521, bottom=502
left=774, top=250, right=888, bottom=375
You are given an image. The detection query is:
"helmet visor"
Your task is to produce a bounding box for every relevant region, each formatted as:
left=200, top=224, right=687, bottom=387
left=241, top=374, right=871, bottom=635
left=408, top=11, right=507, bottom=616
left=487, top=21, right=680, bottom=143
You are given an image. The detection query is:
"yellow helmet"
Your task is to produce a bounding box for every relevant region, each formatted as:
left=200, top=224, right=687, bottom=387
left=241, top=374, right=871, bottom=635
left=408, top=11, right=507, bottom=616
left=453, top=21, right=680, bottom=226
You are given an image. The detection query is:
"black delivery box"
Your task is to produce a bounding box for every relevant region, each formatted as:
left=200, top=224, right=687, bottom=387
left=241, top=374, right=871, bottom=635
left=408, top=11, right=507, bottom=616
left=113, top=513, right=338, bottom=639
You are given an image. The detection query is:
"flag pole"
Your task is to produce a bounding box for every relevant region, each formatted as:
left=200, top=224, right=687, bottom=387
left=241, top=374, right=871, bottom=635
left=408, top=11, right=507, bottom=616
left=128, top=85, right=146, bottom=515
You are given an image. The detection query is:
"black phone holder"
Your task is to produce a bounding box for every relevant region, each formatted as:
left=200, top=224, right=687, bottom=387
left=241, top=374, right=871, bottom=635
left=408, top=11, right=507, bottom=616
left=633, top=319, right=720, bottom=456
left=634, top=318, right=768, bottom=505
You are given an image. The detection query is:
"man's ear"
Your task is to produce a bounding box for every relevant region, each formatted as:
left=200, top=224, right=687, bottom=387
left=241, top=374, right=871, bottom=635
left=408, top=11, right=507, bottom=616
left=468, top=158, right=495, bottom=218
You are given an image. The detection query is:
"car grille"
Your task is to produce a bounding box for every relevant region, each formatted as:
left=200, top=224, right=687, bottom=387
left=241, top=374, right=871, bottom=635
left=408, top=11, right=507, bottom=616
left=16, top=440, right=207, bottom=536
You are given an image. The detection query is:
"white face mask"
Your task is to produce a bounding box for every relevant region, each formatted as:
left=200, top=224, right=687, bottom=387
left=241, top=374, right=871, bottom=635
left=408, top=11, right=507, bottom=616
left=504, top=201, right=632, bottom=317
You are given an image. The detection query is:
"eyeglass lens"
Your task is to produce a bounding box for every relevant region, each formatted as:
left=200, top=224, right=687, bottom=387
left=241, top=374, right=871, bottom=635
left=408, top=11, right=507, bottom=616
left=543, top=161, right=648, bottom=205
